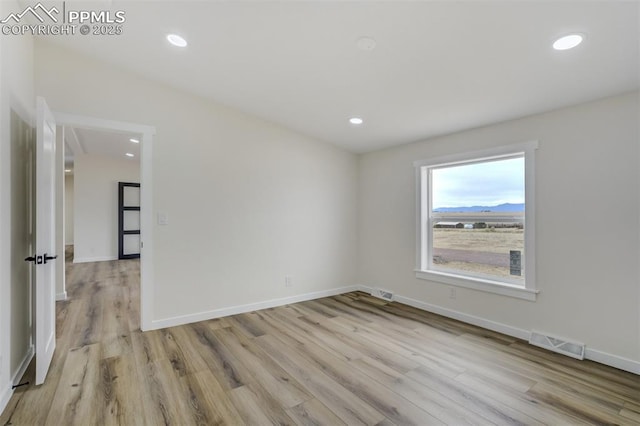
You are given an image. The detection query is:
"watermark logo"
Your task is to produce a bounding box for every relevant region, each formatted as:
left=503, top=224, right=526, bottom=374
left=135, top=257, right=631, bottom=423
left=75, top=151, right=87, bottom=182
left=0, top=2, right=59, bottom=24
left=1, top=1, right=125, bottom=36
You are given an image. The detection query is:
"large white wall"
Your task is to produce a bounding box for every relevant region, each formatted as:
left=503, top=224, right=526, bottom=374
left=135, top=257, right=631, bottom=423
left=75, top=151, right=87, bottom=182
left=358, top=91, right=640, bottom=368
left=73, top=154, right=140, bottom=263
left=0, top=0, right=35, bottom=412
left=35, top=41, right=359, bottom=324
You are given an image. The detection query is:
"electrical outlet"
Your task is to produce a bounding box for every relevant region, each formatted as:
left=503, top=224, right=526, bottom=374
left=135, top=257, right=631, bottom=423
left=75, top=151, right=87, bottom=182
left=285, top=276, right=293, bottom=287
left=449, top=288, right=457, bottom=299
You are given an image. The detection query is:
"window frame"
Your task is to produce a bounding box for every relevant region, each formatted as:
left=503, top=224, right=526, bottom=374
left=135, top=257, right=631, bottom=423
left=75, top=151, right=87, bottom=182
left=414, top=141, right=539, bottom=301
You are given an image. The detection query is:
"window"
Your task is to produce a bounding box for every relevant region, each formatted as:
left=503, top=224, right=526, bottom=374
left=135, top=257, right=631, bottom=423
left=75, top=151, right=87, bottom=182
left=415, top=142, right=538, bottom=300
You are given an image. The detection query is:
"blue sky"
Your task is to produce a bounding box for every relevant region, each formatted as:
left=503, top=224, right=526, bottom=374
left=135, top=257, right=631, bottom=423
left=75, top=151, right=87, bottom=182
left=432, top=157, right=524, bottom=209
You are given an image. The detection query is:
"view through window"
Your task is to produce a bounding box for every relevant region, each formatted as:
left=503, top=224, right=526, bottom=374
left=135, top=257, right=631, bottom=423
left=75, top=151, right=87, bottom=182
left=429, top=156, right=525, bottom=284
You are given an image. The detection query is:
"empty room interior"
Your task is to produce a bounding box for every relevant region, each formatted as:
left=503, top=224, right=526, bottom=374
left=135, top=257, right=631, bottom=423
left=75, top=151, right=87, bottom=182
left=1, top=1, right=639, bottom=424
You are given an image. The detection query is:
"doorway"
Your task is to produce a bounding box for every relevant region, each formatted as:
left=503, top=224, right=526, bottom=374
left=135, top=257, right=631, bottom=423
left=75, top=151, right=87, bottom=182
left=63, top=126, right=141, bottom=264
left=55, top=112, right=155, bottom=332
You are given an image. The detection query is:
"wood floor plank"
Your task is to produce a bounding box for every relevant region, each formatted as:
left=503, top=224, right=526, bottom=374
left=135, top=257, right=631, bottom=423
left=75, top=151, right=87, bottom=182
left=229, top=384, right=295, bottom=425
left=71, top=283, right=106, bottom=348
left=328, top=315, right=467, bottom=378
left=224, top=311, right=268, bottom=338
left=45, top=343, right=103, bottom=426
left=173, top=370, right=232, bottom=425
left=620, top=401, right=640, bottom=422
left=187, top=369, right=245, bottom=425
left=158, top=326, right=209, bottom=377
left=320, top=318, right=422, bottom=375
left=213, top=326, right=313, bottom=408
left=188, top=321, right=256, bottom=390
left=256, top=333, right=386, bottom=426
left=526, top=381, right=631, bottom=425
left=440, top=328, right=639, bottom=406
left=314, top=297, right=376, bottom=325
left=406, top=365, right=545, bottom=425
left=454, top=370, right=592, bottom=425
left=287, top=398, right=348, bottom=426
left=261, top=313, right=444, bottom=425
left=350, top=356, right=494, bottom=425
left=133, top=357, right=189, bottom=425
left=100, top=355, right=144, bottom=426
left=278, top=313, right=365, bottom=363
left=130, top=329, right=166, bottom=366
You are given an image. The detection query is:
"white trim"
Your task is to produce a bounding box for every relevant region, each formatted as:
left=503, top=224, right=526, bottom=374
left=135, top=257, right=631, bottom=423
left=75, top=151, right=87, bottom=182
left=414, top=166, right=424, bottom=270
left=8, top=93, right=34, bottom=128
left=585, top=348, right=640, bottom=375
left=393, top=291, right=530, bottom=340
left=64, top=127, right=84, bottom=157
left=12, top=344, right=34, bottom=386
left=0, top=344, right=35, bottom=414
left=415, top=270, right=538, bottom=301
left=56, top=291, right=67, bottom=301
left=356, top=284, right=639, bottom=375
left=53, top=113, right=155, bottom=136
left=0, top=387, right=10, bottom=420
left=73, top=256, right=117, bottom=263
left=414, top=140, right=538, bottom=297
left=52, top=111, right=155, bottom=332
left=413, top=140, right=539, bottom=168
left=139, top=130, right=153, bottom=331
left=148, top=286, right=359, bottom=330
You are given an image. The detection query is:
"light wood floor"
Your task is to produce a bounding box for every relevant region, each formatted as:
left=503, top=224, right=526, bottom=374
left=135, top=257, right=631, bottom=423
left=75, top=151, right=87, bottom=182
left=1, top=259, right=639, bottom=425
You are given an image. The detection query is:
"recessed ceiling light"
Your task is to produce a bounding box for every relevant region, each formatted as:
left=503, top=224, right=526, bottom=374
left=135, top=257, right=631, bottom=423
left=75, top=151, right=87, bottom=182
left=553, top=34, right=583, bottom=50
left=167, top=34, right=187, bottom=48
left=349, top=117, right=364, bottom=125
left=129, top=138, right=140, bottom=143
left=125, top=153, right=135, bottom=157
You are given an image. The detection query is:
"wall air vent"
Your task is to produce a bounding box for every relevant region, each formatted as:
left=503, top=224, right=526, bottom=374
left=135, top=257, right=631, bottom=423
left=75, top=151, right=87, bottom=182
left=529, top=330, right=585, bottom=360
left=371, top=289, right=394, bottom=302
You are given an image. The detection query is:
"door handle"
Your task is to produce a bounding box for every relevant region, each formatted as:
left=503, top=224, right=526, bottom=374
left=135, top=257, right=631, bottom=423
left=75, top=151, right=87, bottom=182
left=43, top=254, right=57, bottom=264
left=25, top=254, right=44, bottom=264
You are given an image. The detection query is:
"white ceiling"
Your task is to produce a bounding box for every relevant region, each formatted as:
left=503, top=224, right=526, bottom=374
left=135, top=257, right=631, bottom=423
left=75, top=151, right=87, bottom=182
left=64, top=126, right=141, bottom=171
left=44, top=1, right=639, bottom=153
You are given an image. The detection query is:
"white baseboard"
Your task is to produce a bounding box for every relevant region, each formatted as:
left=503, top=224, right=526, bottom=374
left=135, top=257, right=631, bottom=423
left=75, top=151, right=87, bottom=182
left=0, top=382, right=11, bottom=420
left=150, top=285, right=360, bottom=330
left=73, top=256, right=117, bottom=264
left=356, top=284, right=639, bottom=375
left=0, top=386, right=10, bottom=420
left=0, top=344, right=35, bottom=414
left=56, top=291, right=67, bottom=301
left=585, top=348, right=640, bottom=375
left=12, top=344, right=33, bottom=386
left=393, top=291, right=530, bottom=340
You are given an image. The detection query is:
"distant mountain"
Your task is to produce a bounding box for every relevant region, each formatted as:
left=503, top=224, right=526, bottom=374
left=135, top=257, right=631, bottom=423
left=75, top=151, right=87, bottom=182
left=434, top=203, right=524, bottom=213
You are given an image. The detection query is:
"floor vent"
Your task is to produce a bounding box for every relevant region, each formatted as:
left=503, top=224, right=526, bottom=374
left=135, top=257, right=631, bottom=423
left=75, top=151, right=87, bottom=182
left=371, top=289, right=394, bottom=301
left=529, top=331, right=585, bottom=360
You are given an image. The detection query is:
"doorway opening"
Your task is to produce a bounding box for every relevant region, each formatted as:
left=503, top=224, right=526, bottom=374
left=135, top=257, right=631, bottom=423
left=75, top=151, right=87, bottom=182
left=55, top=112, right=154, bottom=332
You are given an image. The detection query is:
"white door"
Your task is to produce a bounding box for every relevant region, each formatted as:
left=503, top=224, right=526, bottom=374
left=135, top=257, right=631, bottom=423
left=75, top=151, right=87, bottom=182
left=34, top=97, right=57, bottom=385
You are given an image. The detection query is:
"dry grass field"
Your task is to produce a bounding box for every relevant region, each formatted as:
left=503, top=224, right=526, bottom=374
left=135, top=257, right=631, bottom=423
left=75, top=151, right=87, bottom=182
left=432, top=228, right=524, bottom=279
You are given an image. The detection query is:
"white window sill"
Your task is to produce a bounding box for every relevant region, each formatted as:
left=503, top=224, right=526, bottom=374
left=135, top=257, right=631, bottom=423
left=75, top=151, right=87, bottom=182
left=415, top=269, right=538, bottom=301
